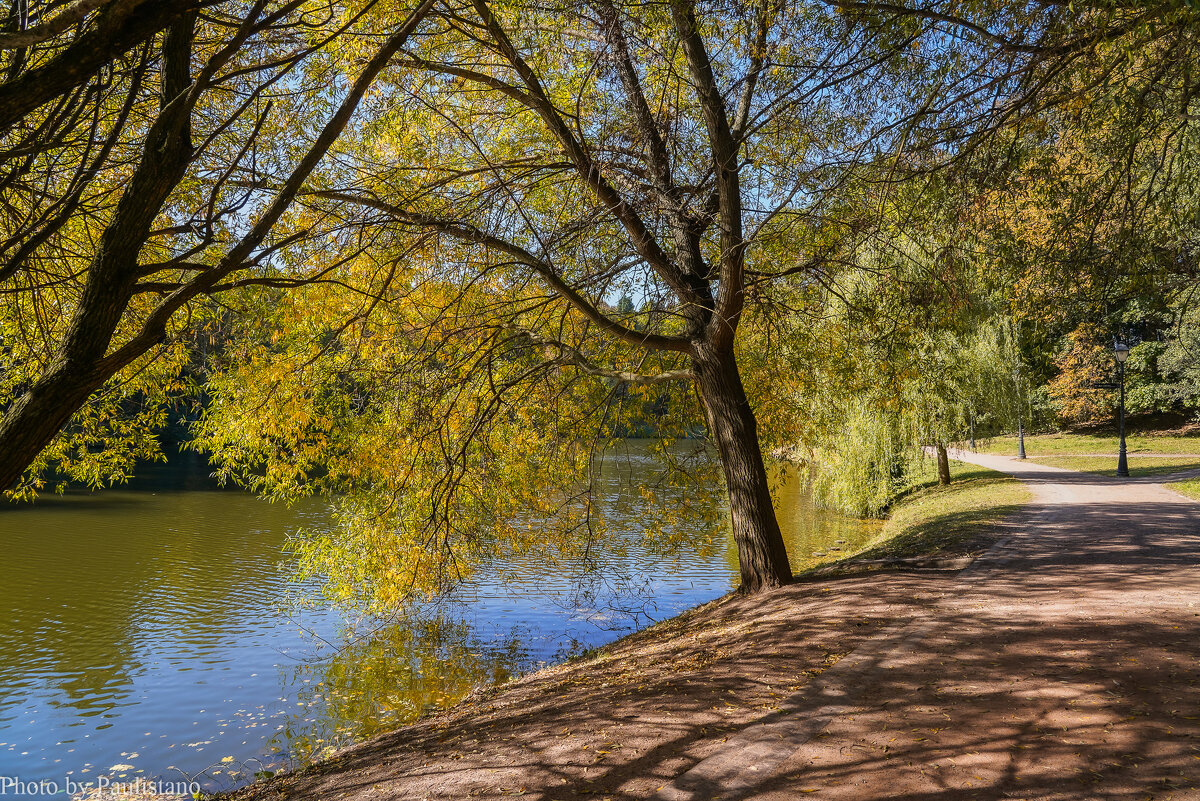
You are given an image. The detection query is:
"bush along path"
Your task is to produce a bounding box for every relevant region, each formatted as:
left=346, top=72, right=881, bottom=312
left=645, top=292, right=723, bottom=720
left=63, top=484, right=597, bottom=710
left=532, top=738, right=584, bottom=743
left=227, top=454, right=1200, bottom=801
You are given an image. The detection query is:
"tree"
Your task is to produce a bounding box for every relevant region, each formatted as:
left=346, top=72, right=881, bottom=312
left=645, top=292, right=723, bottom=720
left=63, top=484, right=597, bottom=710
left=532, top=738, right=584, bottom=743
left=0, top=0, right=435, bottom=496
left=194, top=0, right=1060, bottom=593
left=1046, top=324, right=1114, bottom=424
left=199, top=0, right=1155, bottom=597
left=9, top=0, right=1193, bottom=600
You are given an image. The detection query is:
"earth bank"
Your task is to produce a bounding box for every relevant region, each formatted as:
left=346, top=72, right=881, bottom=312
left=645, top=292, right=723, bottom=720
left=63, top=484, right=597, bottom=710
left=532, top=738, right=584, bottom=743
left=221, top=464, right=1026, bottom=801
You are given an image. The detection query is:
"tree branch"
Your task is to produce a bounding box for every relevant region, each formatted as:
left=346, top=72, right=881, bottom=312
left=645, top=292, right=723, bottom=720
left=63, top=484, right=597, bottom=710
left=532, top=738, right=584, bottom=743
left=315, top=189, right=695, bottom=354
left=466, top=0, right=701, bottom=303
left=0, top=0, right=121, bottom=49
left=98, top=0, right=440, bottom=375
left=505, top=325, right=694, bottom=384
left=670, top=0, right=745, bottom=348
left=0, top=0, right=209, bottom=132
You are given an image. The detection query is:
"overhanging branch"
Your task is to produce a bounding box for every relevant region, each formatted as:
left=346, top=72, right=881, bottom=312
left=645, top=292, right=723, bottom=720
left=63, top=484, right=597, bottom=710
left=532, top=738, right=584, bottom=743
left=505, top=325, right=693, bottom=384
left=313, top=189, right=696, bottom=355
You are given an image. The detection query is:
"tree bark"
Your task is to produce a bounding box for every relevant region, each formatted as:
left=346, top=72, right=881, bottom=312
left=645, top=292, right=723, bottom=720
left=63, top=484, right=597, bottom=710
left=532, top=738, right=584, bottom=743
left=0, top=0, right=203, bottom=133
left=0, top=5, right=433, bottom=493
left=0, top=365, right=115, bottom=489
left=0, top=13, right=197, bottom=493
left=936, top=443, right=951, bottom=485
left=693, top=343, right=791, bottom=592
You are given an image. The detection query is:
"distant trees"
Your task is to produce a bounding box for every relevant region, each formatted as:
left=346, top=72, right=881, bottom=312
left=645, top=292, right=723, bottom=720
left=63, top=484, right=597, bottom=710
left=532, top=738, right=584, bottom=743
left=953, top=0, right=1200, bottom=428
left=1045, top=325, right=1113, bottom=425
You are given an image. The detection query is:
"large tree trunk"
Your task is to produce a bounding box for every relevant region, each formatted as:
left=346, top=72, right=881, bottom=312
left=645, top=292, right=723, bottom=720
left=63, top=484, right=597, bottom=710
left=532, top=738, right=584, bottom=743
left=0, top=16, right=198, bottom=494
left=936, top=443, right=951, bottom=485
left=693, top=344, right=791, bottom=592
left=0, top=365, right=114, bottom=491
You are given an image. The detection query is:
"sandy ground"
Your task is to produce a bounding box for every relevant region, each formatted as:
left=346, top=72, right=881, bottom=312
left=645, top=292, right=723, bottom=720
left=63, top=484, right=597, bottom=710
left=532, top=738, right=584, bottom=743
left=227, top=451, right=1200, bottom=801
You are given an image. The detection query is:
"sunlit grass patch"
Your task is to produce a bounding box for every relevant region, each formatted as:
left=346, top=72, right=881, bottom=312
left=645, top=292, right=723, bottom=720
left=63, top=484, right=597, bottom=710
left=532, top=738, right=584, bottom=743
left=1028, top=455, right=1200, bottom=478
left=799, top=461, right=1031, bottom=574
left=1167, top=478, right=1200, bottom=502
left=978, top=432, right=1200, bottom=457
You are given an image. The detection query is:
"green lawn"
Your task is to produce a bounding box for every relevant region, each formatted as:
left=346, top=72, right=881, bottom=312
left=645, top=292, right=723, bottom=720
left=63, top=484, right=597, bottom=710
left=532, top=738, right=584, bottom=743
left=804, top=461, right=1032, bottom=573
left=978, top=432, right=1200, bottom=457
left=1167, top=478, right=1200, bottom=502
left=1026, top=455, right=1200, bottom=478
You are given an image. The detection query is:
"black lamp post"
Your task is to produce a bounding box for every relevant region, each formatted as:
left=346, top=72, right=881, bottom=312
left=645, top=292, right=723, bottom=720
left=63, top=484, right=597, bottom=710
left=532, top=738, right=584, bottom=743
left=1115, top=342, right=1130, bottom=478
left=1013, top=365, right=1027, bottom=460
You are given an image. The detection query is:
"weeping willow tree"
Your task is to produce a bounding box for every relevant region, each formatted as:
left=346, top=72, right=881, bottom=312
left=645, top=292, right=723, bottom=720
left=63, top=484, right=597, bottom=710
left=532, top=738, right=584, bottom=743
left=802, top=310, right=1021, bottom=514
left=761, top=197, right=1023, bottom=516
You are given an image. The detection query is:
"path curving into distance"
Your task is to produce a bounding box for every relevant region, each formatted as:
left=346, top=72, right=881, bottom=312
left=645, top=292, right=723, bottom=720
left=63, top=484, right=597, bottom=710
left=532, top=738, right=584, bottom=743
left=659, top=450, right=1200, bottom=801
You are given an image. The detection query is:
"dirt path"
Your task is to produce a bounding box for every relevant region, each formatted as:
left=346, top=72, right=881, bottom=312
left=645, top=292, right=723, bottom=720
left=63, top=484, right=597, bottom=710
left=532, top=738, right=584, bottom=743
left=679, top=451, right=1200, bottom=801
left=230, top=453, right=1200, bottom=801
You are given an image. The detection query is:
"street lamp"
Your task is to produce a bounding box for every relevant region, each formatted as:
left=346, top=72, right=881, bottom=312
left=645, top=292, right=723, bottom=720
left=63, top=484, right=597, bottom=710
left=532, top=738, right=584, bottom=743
left=1012, top=364, right=1027, bottom=459
left=1115, top=342, right=1130, bottom=478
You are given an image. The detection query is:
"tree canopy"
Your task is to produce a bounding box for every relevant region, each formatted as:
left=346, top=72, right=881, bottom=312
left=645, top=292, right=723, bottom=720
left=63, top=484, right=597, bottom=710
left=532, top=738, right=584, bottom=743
left=3, top=0, right=1200, bottom=600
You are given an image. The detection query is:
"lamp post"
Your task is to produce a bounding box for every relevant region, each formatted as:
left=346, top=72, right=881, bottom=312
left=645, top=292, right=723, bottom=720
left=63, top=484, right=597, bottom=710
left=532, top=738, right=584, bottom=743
left=1017, top=412, right=1026, bottom=459
left=1115, top=342, right=1130, bottom=478
left=1013, top=365, right=1027, bottom=460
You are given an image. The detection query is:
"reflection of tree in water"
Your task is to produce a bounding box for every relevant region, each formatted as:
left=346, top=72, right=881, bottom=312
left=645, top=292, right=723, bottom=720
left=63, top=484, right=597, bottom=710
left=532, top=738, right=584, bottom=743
left=260, top=446, right=879, bottom=770
left=0, top=451, right=330, bottom=722
left=251, top=446, right=725, bottom=770
left=268, top=615, right=531, bottom=765
left=525, top=440, right=727, bottom=630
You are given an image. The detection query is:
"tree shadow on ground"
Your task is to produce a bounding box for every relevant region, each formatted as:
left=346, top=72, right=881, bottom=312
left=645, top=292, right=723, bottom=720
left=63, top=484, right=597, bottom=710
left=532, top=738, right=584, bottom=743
left=227, top=473, right=1200, bottom=801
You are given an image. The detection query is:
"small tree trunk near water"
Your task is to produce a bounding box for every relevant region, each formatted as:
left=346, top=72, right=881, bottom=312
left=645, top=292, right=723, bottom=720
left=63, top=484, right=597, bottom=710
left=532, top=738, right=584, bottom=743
left=936, top=443, right=951, bottom=485
left=693, top=345, right=792, bottom=593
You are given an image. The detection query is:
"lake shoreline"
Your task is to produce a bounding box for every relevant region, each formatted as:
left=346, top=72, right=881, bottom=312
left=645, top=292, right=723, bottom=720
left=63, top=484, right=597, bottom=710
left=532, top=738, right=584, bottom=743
left=219, top=465, right=1027, bottom=801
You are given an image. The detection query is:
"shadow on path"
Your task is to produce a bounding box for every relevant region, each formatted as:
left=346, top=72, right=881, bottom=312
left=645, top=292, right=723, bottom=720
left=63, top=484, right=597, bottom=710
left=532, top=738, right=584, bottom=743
left=657, top=450, right=1200, bottom=800
left=231, top=450, right=1200, bottom=801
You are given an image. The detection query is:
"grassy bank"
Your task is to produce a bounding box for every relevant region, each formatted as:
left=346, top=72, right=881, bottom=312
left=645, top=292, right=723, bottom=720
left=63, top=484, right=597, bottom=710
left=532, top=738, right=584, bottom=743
left=803, top=460, right=1031, bottom=574
left=978, top=431, right=1200, bottom=457
left=1025, top=454, right=1200, bottom=478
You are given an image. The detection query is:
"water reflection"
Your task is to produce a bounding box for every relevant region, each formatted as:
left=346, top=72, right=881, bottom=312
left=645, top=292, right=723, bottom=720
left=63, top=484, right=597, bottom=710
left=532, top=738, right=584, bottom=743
left=0, top=442, right=878, bottom=796
left=269, top=617, right=530, bottom=769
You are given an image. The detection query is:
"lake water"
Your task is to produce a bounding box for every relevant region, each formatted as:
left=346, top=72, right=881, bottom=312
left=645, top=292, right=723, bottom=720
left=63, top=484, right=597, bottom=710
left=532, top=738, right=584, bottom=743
left=0, top=442, right=880, bottom=798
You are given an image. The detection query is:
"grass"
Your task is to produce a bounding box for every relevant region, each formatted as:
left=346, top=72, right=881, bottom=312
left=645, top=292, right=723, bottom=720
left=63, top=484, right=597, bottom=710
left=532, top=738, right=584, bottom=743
left=1167, top=478, right=1200, bottom=501
left=803, top=460, right=1032, bottom=574
left=977, top=431, right=1200, bottom=457
left=1026, top=454, right=1200, bottom=478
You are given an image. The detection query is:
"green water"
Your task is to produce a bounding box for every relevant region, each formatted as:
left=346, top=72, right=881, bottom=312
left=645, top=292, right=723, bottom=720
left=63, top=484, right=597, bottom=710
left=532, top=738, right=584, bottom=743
left=0, top=443, right=880, bottom=797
